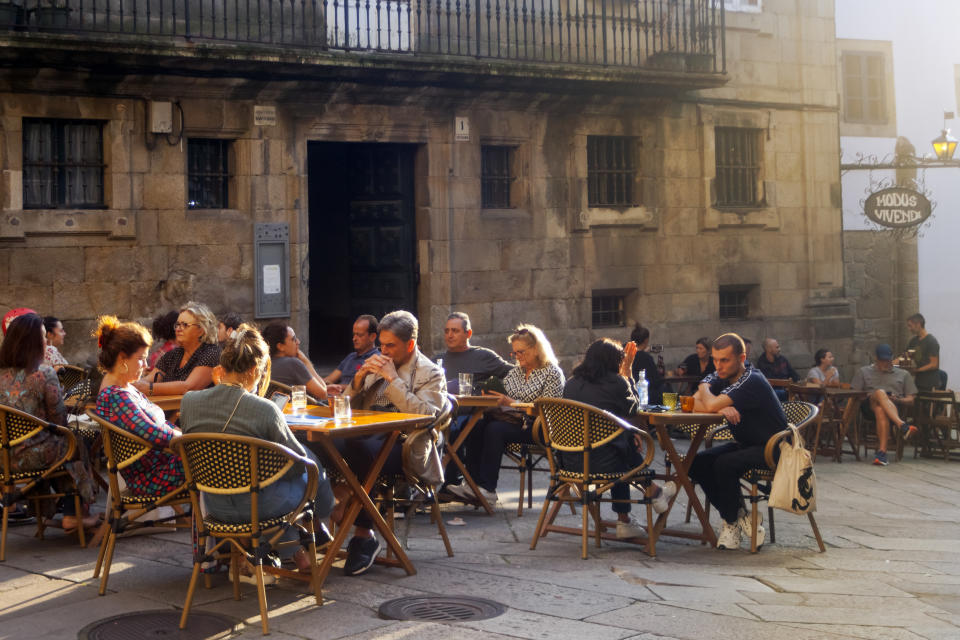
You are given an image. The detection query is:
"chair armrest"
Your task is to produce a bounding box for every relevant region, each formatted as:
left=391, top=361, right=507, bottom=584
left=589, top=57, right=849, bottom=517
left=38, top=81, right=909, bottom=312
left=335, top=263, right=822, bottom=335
left=763, top=428, right=794, bottom=471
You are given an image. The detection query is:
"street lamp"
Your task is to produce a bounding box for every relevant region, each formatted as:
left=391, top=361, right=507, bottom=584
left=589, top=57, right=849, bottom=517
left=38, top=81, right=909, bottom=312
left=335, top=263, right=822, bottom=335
left=931, top=129, right=958, bottom=161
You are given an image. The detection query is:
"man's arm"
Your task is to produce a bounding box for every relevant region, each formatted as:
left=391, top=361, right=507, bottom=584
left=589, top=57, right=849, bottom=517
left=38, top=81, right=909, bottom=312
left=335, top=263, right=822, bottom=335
left=693, top=381, right=741, bottom=424
left=323, top=369, right=343, bottom=384
left=383, top=365, right=446, bottom=416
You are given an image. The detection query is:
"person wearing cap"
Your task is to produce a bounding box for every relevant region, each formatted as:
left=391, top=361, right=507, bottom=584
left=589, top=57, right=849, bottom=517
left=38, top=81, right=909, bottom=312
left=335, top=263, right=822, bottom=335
left=850, top=344, right=919, bottom=466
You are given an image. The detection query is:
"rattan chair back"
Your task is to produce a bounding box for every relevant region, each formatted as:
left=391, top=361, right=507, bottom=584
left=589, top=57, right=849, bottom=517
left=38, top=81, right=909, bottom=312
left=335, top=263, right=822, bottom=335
left=174, top=433, right=296, bottom=496
left=536, top=398, right=626, bottom=453
left=57, top=365, right=87, bottom=392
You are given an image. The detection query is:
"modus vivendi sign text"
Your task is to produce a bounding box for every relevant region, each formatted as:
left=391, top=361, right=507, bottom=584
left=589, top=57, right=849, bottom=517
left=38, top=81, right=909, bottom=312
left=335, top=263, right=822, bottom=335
left=863, top=187, right=932, bottom=228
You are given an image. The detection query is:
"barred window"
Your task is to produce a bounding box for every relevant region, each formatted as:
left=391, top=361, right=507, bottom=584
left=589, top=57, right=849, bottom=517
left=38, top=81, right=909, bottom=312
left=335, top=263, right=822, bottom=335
left=481, top=145, right=514, bottom=209
left=23, top=119, right=105, bottom=209
left=587, top=136, right=639, bottom=207
left=188, top=139, right=231, bottom=209
left=714, top=127, right=763, bottom=208
left=592, top=293, right=626, bottom=328
left=842, top=52, right=887, bottom=124
left=719, top=285, right=752, bottom=320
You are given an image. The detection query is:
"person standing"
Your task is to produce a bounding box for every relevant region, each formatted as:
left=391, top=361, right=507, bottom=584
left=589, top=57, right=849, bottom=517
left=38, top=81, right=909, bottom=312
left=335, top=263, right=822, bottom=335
left=629, top=323, right=665, bottom=404
left=906, top=313, right=941, bottom=391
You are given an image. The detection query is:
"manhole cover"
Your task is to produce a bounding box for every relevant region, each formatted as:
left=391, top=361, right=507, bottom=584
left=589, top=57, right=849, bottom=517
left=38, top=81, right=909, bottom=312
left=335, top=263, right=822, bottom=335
left=378, top=595, right=507, bottom=622
left=78, top=610, right=238, bottom=640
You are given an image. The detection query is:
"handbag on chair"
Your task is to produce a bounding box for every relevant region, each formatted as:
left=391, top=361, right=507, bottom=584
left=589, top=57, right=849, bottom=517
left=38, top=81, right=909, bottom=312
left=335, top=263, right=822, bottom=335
left=769, top=423, right=817, bottom=515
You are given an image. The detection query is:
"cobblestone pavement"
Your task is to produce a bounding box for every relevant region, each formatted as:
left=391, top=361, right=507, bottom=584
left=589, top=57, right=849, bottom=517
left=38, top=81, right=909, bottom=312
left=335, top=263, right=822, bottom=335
left=1, top=449, right=957, bottom=639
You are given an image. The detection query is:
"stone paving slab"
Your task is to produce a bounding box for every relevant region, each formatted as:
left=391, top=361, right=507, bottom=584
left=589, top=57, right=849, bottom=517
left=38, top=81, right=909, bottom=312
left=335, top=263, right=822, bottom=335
left=1, top=454, right=958, bottom=639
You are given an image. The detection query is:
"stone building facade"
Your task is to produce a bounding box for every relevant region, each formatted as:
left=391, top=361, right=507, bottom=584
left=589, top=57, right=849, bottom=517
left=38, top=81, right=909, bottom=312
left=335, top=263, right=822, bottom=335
left=0, top=1, right=867, bottom=376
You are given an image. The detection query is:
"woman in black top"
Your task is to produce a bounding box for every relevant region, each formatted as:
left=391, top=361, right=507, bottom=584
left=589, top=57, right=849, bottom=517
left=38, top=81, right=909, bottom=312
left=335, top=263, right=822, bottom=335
left=563, top=338, right=676, bottom=539
left=629, top=323, right=664, bottom=404
left=136, top=301, right=221, bottom=396
left=677, top=336, right=715, bottom=392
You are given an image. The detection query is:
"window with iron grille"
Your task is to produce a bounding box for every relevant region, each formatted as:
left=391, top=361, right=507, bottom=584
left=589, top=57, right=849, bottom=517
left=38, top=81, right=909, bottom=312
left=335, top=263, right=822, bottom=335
left=714, top=127, right=763, bottom=208
left=842, top=52, right=887, bottom=124
left=587, top=136, right=639, bottom=207
left=592, top=293, right=626, bottom=328
left=188, top=139, right=232, bottom=209
left=719, top=285, right=752, bottom=320
left=481, top=145, right=514, bottom=209
left=23, top=119, right=105, bottom=209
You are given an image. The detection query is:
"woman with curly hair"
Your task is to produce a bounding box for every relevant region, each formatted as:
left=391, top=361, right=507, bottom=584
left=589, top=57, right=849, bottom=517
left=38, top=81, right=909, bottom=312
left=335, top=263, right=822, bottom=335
left=94, top=316, right=184, bottom=497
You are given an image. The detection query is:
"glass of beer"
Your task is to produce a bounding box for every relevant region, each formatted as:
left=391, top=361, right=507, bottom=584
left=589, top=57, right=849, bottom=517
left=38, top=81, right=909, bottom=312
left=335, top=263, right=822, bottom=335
left=680, top=395, right=695, bottom=413
left=663, top=392, right=679, bottom=411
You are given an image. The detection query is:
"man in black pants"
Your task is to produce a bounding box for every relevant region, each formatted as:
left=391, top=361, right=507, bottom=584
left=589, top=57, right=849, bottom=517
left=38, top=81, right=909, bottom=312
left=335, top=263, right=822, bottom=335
left=691, top=333, right=787, bottom=550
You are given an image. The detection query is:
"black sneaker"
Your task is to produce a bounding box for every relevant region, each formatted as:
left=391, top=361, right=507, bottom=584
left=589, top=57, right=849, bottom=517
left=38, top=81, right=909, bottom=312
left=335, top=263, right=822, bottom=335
left=901, top=423, right=918, bottom=441
left=343, top=535, right=381, bottom=576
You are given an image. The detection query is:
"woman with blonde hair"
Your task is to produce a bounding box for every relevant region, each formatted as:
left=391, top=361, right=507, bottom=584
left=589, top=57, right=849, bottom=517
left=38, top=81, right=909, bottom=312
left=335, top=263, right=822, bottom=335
left=135, top=301, right=220, bottom=396
left=179, top=324, right=335, bottom=573
left=449, top=324, right=564, bottom=504
left=94, top=316, right=184, bottom=498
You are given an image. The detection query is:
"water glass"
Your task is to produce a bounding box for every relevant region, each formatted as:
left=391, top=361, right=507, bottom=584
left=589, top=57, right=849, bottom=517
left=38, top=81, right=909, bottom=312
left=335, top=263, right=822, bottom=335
left=333, top=395, right=352, bottom=422
left=291, top=385, right=307, bottom=413
left=458, top=372, right=474, bottom=396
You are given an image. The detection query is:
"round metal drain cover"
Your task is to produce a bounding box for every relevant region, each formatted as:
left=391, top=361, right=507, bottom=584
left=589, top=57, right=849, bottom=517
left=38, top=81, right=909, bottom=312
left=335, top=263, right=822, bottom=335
left=79, top=610, right=237, bottom=640
left=378, top=595, right=507, bottom=622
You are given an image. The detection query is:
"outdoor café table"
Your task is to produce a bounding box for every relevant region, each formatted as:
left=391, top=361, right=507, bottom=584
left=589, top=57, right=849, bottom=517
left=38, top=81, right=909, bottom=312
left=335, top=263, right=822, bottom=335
left=635, top=409, right=726, bottom=549
left=284, top=404, right=434, bottom=591
left=789, top=386, right=867, bottom=462
left=442, top=395, right=499, bottom=514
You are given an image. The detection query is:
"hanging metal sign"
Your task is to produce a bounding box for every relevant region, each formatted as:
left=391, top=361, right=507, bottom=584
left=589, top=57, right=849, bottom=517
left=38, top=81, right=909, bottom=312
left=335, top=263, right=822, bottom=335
left=863, top=187, right=932, bottom=228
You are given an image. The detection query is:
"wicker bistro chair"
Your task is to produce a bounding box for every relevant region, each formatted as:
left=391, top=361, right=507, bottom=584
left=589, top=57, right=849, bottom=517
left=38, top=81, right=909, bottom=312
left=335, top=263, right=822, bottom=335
left=530, top=398, right=657, bottom=559
left=502, top=436, right=549, bottom=518
left=374, top=395, right=456, bottom=558
left=57, top=364, right=87, bottom=393
left=0, top=404, right=86, bottom=560
left=171, top=433, right=321, bottom=635
left=85, top=410, right=192, bottom=595
left=913, top=391, right=960, bottom=461
left=707, top=400, right=823, bottom=553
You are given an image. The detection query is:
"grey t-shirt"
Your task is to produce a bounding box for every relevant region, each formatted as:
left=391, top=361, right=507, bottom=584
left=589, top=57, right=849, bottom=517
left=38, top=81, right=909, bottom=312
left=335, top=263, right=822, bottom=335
left=436, top=346, right=513, bottom=390
left=851, top=365, right=917, bottom=396
left=270, top=356, right=312, bottom=387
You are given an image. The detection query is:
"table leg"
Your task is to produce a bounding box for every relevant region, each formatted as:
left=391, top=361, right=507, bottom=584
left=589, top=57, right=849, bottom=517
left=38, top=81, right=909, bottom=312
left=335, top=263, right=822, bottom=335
left=441, top=407, right=494, bottom=515
left=651, top=424, right=716, bottom=548
left=312, top=434, right=416, bottom=591
left=840, top=397, right=862, bottom=462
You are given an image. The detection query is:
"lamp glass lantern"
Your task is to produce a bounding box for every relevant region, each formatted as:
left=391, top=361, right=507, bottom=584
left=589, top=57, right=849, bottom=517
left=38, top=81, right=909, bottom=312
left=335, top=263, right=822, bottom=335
left=931, top=129, right=958, bottom=161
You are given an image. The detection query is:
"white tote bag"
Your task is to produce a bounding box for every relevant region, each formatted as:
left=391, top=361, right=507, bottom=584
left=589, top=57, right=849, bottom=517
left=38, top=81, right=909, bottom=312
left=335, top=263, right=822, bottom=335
left=769, top=423, right=817, bottom=514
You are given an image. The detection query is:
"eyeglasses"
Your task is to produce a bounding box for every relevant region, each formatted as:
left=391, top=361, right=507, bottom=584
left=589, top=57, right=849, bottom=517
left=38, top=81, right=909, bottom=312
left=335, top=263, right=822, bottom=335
left=174, top=322, right=199, bottom=330
left=510, top=348, right=528, bottom=358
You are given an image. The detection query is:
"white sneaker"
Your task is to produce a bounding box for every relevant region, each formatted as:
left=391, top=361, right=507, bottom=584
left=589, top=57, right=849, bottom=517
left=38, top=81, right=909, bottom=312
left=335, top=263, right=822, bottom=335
left=615, top=514, right=646, bottom=539
left=651, top=481, right=678, bottom=515
left=737, top=510, right=765, bottom=549
left=716, top=521, right=742, bottom=550
left=448, top=482, right=498, bottom=505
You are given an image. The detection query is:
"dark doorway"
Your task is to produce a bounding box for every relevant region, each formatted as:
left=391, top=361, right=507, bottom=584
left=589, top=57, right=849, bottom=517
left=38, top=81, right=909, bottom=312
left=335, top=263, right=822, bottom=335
left=307, top=142, right=418, bottom=362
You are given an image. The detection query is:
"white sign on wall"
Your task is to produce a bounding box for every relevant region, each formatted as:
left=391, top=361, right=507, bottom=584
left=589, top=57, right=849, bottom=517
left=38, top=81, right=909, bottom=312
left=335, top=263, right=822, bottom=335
left=254, top=105, right=277, bottom=127
left=455, top=116, right=470, bottom=141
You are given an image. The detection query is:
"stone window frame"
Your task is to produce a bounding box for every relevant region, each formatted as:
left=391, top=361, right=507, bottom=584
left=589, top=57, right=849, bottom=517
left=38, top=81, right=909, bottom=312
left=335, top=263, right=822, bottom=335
left=587, top=135, right=641, bottom=208
left=699, top=106, right=778, bottom=230
left=591, top=288, right=631, bottom=328
left=574, top=129, right=654, bottom=231
left=480, top=144, right=517, bottom=209
left=186, top=137, right=237, bottom=211
left=837, top=39, right=897, bottom=139
left=1, top=113, right=133, bottom=240
left=22, top=118, right=106, bottom=210
left=478, top=136, right=529, bottom=214
left=714, top=126, right=764, bottom=209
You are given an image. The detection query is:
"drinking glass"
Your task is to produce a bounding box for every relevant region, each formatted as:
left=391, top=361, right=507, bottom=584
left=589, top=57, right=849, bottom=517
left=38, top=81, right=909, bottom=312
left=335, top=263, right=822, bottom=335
left=291, top=385, right=307, bottom=413
left=663, top=392, right=679, bottom=411
left=680, top=395, right=695, bottom=413
left=458, top=372, right=474, bottom=396
left=333, top=395, right=352, bottom=422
